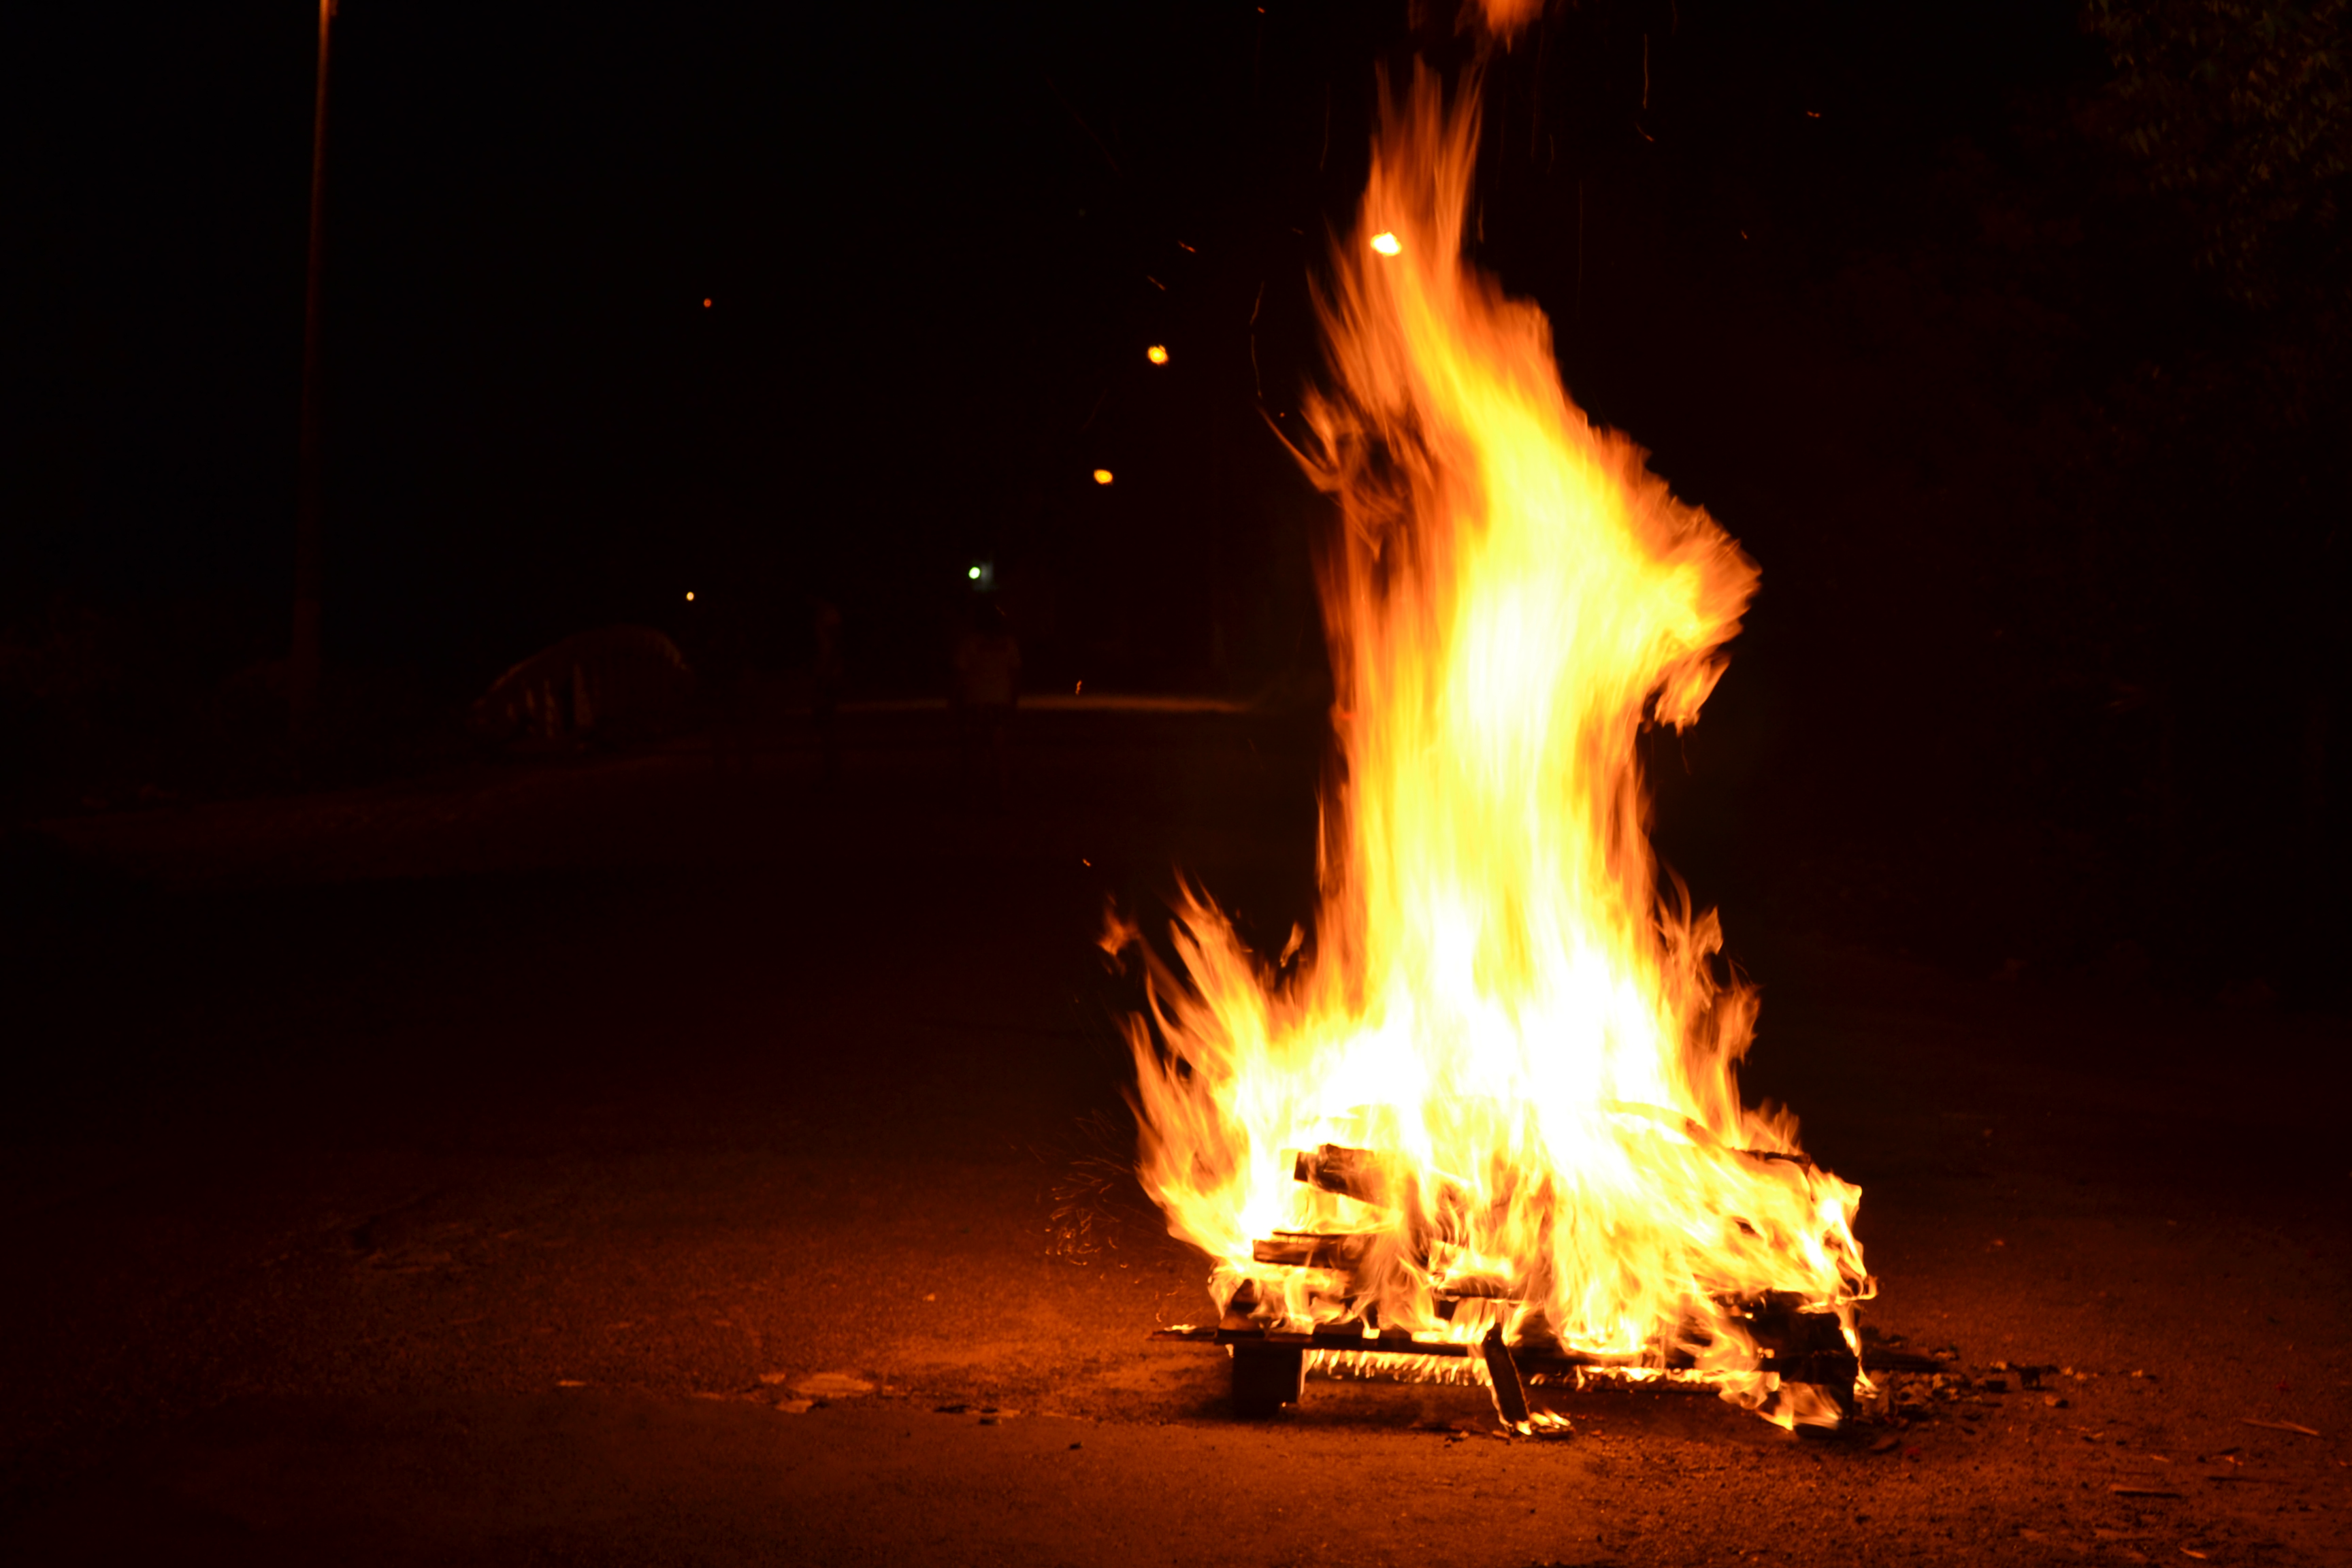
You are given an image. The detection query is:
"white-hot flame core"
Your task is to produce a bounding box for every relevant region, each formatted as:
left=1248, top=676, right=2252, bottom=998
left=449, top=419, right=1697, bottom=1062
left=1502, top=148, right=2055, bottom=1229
left=1121, top=74, right=1868, bottom=1426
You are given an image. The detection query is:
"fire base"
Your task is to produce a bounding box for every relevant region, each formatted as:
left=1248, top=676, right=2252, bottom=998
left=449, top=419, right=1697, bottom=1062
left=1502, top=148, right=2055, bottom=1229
left=1152, top=1286, right=1869, bottom=1430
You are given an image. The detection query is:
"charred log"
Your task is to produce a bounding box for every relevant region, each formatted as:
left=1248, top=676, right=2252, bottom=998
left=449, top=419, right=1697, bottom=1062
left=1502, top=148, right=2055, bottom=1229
left=1480, top=1322, right=1532, bottom=1431
left=1293, top=1144, right=1396, bottom=1207
left=1251, top=1231, right=1377, bottom=1271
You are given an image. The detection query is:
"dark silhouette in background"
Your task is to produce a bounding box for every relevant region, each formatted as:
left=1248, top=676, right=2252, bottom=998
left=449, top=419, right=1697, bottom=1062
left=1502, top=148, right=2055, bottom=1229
left=952, top=600, right=1023, bottom=806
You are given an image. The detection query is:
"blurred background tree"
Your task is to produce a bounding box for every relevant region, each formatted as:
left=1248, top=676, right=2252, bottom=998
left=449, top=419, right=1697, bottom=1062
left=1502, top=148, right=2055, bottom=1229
left=2088, top=0, right=2349, bottom=312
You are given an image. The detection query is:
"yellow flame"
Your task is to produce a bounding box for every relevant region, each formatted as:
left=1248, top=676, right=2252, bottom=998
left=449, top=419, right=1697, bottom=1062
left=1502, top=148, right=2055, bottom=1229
left=1093, top=468, right=1115, bottom=485
left=1147, top=344, right=1171, bottom=365
left=1120, top=73, right=1868, bottom=1428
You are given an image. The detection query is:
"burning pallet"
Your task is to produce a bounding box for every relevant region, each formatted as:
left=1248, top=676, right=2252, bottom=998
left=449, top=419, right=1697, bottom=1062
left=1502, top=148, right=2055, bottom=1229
left=1154, top=1292, right=1865, bottom=1428
left=1150, top=1143, right=1904, bottom=1432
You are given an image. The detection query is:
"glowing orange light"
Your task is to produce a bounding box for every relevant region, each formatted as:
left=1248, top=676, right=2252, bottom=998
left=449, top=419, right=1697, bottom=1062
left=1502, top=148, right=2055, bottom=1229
left=702, top=298, right=712, bottom=308
left=1117, top=63, right=1867, bottom=1436
left=684, top=591, right=695, bottom=602
left=1092, top=469, right=1114, bottom=485
left=1146, top=344, right=1170, bottom=365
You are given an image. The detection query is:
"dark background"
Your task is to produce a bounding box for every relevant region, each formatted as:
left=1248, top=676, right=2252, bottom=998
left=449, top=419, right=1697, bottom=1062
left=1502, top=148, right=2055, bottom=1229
left=3, top=0, right=2347, bottom=1000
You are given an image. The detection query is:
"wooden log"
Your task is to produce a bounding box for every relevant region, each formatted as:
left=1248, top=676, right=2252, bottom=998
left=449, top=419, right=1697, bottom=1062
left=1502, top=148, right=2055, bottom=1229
left=1480, top=1322, right=1532, bottom=1431
left=1290, top=1145, right=1475, bottom=1256
left=1251, top=1231, right=1377, bottom=1270
left=1293, top=1144, right=1399, bottom=1207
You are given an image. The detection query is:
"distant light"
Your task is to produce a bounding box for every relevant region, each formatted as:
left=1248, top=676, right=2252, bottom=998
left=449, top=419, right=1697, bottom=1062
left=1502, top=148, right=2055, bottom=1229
left=1370, top=231, right=1401, bottom=256
left=1092, top=468, right=1114, bottom=485
left=684, top=590, right=696, bottom=602
left=967, top=566, right=981, bottom=581
left=1146, top=344, right=1169, bottom=365
left=702, top=297, right=713, bottom=308
left=1075, top=680, right=1083, bottom=694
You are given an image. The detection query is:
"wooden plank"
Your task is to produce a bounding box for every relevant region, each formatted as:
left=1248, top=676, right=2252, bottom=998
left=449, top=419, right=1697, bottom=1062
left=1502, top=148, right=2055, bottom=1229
left=1480, top=1322, right=1532, bottom=1432
left=1251, top=1231, right=1376, bottom=1269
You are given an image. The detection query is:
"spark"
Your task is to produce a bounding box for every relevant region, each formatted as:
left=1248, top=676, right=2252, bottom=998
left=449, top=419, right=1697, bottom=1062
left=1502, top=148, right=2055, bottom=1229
left=1370, top=231, right=1402, bottom=256
left=1092, top=469, right=1114, bottom=485
left=1147, top=344, right=1170, bottom=365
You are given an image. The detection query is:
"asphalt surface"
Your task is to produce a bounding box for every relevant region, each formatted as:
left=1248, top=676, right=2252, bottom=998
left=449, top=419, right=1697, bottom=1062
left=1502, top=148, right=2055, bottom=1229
left=4, top=708, right=2346, bottom=1565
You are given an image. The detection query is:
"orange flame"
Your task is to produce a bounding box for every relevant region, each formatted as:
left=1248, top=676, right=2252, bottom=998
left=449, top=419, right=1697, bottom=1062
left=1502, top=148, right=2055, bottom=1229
left=1118, top=72, right=1869, bottom=1428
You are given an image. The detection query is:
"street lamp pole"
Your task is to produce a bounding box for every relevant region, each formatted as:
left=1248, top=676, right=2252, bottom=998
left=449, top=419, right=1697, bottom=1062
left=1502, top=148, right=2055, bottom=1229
left=289, top=0, right=336, bottom=719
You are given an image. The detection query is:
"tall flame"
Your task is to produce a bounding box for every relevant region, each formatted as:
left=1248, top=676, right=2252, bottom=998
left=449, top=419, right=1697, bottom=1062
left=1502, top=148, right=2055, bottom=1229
left=1119, top=71, right=1870, bottom=1426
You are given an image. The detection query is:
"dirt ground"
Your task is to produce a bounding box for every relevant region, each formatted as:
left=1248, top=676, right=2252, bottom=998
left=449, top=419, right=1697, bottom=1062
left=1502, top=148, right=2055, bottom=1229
left=3, top=708, right=2345, bottom=1566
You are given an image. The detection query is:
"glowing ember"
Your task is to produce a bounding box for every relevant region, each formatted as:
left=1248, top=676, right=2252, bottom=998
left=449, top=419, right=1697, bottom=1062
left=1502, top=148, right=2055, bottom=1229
left=1093, top=468, right=1115, bottom=485
left=1115, top=63, right=1869, bottom=1430
left=1147, top=344, right=1171, bottom=364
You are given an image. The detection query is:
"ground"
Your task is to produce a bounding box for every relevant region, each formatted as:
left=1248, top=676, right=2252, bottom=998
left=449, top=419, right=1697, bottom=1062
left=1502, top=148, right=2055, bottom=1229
left=3, top=706, right=2345, bottom=1566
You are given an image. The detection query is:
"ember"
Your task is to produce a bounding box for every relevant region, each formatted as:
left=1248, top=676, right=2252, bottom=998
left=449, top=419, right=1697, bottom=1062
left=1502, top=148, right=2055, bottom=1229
left=1117, top=7, right=1871, bottom=1433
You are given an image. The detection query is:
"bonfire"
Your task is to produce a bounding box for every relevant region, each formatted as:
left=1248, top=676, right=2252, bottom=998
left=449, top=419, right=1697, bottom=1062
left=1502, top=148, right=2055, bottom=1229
left=1115, top=7, right=1872, bottom=1433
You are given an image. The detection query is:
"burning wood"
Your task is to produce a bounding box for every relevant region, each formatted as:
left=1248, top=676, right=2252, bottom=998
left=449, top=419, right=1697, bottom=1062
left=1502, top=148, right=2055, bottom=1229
left=1115, top=3, right=1872, bottom=1434
left=1479, top=1322, right=1533, bottom=1431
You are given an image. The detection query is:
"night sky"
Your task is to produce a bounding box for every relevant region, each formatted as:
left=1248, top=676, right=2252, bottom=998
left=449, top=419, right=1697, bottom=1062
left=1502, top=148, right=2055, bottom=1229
left=5, top=1, right=2347, bottom=995
left=7, top=2, right=2087, bottom=664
